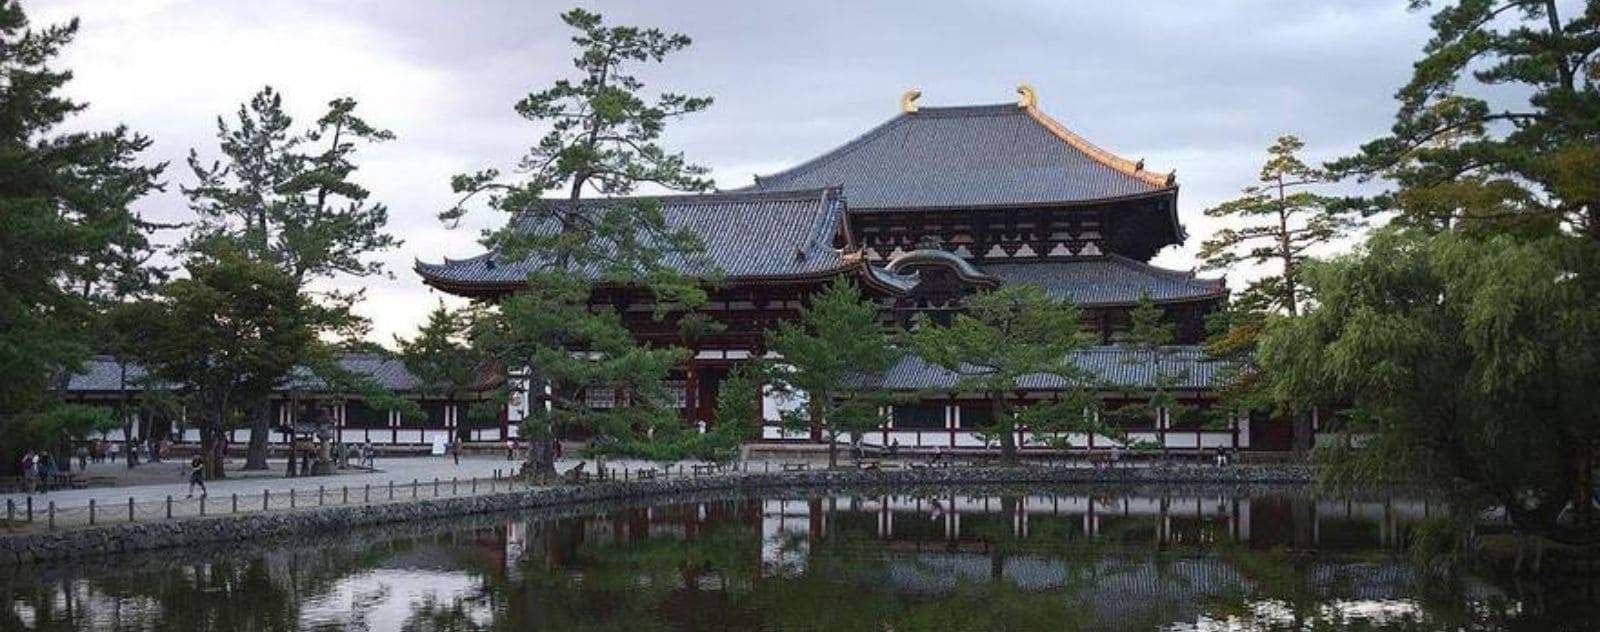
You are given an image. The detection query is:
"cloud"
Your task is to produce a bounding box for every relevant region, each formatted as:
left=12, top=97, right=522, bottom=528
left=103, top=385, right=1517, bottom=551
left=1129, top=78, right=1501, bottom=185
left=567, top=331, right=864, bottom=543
left=36, top=0, right=1435, bottom=344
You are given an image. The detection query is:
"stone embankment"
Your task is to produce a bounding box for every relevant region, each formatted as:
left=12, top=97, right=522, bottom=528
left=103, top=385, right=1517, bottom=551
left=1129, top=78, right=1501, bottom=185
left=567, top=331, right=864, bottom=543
left=0, top=464, right=1311, bottom=565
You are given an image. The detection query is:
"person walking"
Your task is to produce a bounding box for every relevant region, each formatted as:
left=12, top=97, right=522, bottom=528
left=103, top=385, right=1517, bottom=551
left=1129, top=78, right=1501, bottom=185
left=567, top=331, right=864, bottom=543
left=20, top=450, right=36, bottom=494
left=451, top=440, right=461, bottom=465
left=186, top=456, right=207, bottom=498
left=39, top=451, right=58, bottom=492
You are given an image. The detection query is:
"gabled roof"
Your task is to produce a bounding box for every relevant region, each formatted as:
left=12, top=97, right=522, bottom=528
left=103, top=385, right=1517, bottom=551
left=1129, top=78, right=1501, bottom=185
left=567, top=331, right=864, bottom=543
left=747, top=103, right=1175, bottom=211
left=979, top=255, right=1225, bottom=306
left=867, top=345, right=1227, bottom=392
left=416, top=188, right=851, bottom=293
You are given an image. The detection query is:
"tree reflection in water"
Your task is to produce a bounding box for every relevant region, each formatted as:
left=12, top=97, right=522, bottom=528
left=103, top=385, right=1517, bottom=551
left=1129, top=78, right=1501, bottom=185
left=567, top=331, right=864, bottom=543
left=4, top=488, right=1595, bottom=631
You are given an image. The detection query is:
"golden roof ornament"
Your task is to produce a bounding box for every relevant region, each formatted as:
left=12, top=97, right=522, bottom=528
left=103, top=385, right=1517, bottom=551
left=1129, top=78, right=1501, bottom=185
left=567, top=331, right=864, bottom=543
left=1016, top=83, right=1037, bottom=109
left=900, top=89, right=922, bottom=113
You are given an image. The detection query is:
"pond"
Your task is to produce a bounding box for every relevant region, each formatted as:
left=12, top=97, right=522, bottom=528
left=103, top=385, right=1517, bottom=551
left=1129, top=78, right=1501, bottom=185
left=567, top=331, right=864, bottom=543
left=2, top=485, right=1594, bottom=631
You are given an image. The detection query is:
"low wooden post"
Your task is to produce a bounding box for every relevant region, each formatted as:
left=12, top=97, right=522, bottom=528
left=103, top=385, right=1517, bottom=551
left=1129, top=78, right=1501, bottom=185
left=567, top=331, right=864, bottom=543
left=388, top=480, right=395, bottom=500
left=318, top=485, right=325, bottom=506
left=48, top=501, right=54, bottom=529
left=26, top=496, right=33, bottom=523
left=343, top=486, right=349, bottom=504
left=472, top=477, right=477, bottom=494
left=412, top=478, right=419, bottom=499
left=364, top=483, right=371, bottom=504
left=232, top=493, right=238, bottom=514
left=290, top=489, right=296, bottom=509
left=263, top=489, right=269, bottom=511
left=433, top=478, right=439, bottom=497
left=166, top=495, right=172, bottom=519
left=128, top=497, right=135, bottom=523
left=89, top=499, right=96, bottom=525
left=199, top=495, right=205, bottom=517
left=452, top=477, right=458, bottom=495
left=6, top=499, right=12, bottom=523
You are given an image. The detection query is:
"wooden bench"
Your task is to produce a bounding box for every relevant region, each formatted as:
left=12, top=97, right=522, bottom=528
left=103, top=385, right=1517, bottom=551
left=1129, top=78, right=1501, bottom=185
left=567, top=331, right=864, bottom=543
left=691, top=464, right=718, bottom=477
left=856, top=460, right=881, bottom=471
left=780, top=462, right=810, bottom=472
left=633, top=468, right=657, bottom=480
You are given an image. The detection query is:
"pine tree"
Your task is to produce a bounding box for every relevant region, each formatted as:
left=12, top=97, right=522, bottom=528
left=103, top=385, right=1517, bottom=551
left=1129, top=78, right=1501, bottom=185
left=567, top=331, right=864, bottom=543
left=1199, top=135, right=1358, bottom=317
left=183, top=87, right=399, bottom=468
left=445, top=9, right=717, bottom=480
left=1328, top=0, right=1600, bottom=240
left=0, top=1, right=163, bottom=470
left=766, top=279, right=896, bottom=469
left=1199, top=136, right=1357, bottom=453
left=907, top=285, right=1097, bottom=464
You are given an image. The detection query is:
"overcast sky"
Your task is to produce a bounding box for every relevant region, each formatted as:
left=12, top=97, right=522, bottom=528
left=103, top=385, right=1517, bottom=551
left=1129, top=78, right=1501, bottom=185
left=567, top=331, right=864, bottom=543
left=37, top=0, right=1434, bottom=346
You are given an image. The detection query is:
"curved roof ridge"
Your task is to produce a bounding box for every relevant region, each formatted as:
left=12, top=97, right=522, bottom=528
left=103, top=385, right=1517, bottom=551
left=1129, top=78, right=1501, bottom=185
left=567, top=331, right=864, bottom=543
left=552, top=186, right=842, bottom=207
left=1103, top=253, right=1226, bottom=289
left=1023, top=106, right=1176, bottom=188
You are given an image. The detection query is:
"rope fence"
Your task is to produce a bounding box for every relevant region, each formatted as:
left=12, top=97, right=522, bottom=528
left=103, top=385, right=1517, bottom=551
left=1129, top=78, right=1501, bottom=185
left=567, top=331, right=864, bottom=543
left=0, top=461, right=756, bottom=532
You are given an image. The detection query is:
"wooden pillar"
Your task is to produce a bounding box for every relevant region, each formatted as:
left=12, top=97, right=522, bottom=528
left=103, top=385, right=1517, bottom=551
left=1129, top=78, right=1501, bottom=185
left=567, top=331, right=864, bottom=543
left=684, top=357, right=700, bottom=426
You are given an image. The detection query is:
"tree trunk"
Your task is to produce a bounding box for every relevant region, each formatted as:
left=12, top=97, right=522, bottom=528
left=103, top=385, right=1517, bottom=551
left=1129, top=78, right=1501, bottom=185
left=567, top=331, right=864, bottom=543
left=994, top=395, right=1017, bottom=465
left=1291, top=409, right=1314, bottom=456
left=201, top=426, right=224, bottom=480
left=523, top=435, right=559, bottom=482
left=122, top=413, right=139, bottom=468
left=243, top=400, right=270, bottom=470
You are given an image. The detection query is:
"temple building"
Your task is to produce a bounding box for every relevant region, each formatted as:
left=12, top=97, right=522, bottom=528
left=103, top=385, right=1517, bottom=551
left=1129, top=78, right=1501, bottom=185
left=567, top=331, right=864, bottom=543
left=419, top=87, right=1287, bottom=452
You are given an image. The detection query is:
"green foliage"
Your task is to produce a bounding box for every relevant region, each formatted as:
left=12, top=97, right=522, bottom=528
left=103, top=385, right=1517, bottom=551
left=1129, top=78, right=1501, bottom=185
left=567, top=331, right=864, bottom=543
left=117, top=246, right=329, bottom=474
left=441, top=7, right=712, bottom=226
left=907, top=285, right=1098, bottom=462
left=396, top=303, right=483, bottom=402
left=184, top=87, right=398, bottom=283
left=1328, top=0, right=1600, bottom=237
left=0, top=1, right=163, bottom=445
left=443, top=8, right=720, bottom=474
left=1, top=404, right=114, bottom=452
left=766, top=279, right=896, bottom=466
left=1201, top=135, right=1359, bottom=317
left=1104, top=292, right=1193, bottom=437
left=707, top=362, right=763, bottom=454
left=1258, top=226, right=1600, bottom=539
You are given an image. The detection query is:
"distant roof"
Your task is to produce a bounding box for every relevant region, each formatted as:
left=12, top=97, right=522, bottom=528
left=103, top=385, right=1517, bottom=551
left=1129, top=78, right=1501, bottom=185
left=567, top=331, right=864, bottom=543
left=746, top=103, right=1175, bottom=211
left=867, top=346, right=1228, bottom=392
left=66, top=353, right=438, bottom=395
left=978, top=255, right=1225, bottom=306
left=416, top=188, right=851, bottom=292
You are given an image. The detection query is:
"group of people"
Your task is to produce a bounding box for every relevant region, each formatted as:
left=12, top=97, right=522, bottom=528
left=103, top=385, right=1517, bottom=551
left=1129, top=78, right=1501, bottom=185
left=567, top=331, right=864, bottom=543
left=334, top=440, right=377, bottom=469
left=18, top=450, right=61, bottom=493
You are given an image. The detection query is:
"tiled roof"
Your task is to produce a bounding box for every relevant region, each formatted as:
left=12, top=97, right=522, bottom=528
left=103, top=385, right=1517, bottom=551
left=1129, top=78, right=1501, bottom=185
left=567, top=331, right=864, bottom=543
left=66, top=354, right=430, bottom=394
left=416, top=188, right=850, bottom=289
left=978, top=255, right=1225, bottom=306
left=866, top=345, right=1228, bottom=392
left=64, top=357, right=158, bottom=392
left=747, top=104, right=1175, bottom=210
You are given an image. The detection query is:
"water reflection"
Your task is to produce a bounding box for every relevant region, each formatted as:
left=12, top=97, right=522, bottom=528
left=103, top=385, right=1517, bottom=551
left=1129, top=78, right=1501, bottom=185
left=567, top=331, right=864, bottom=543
left=2, top=487, right=1594, bottom=631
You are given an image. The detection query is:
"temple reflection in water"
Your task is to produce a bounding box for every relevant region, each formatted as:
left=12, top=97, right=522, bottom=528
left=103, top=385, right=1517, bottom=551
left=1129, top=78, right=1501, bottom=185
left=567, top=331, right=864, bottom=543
left=9, top=489, right=1587, bottom=631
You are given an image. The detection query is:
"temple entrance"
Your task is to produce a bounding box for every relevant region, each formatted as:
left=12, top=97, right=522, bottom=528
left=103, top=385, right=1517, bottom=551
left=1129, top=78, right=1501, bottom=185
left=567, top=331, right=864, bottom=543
left=1248, top=410, right=1292, bottom=451
left=691, top=365, right=731, bottom=427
